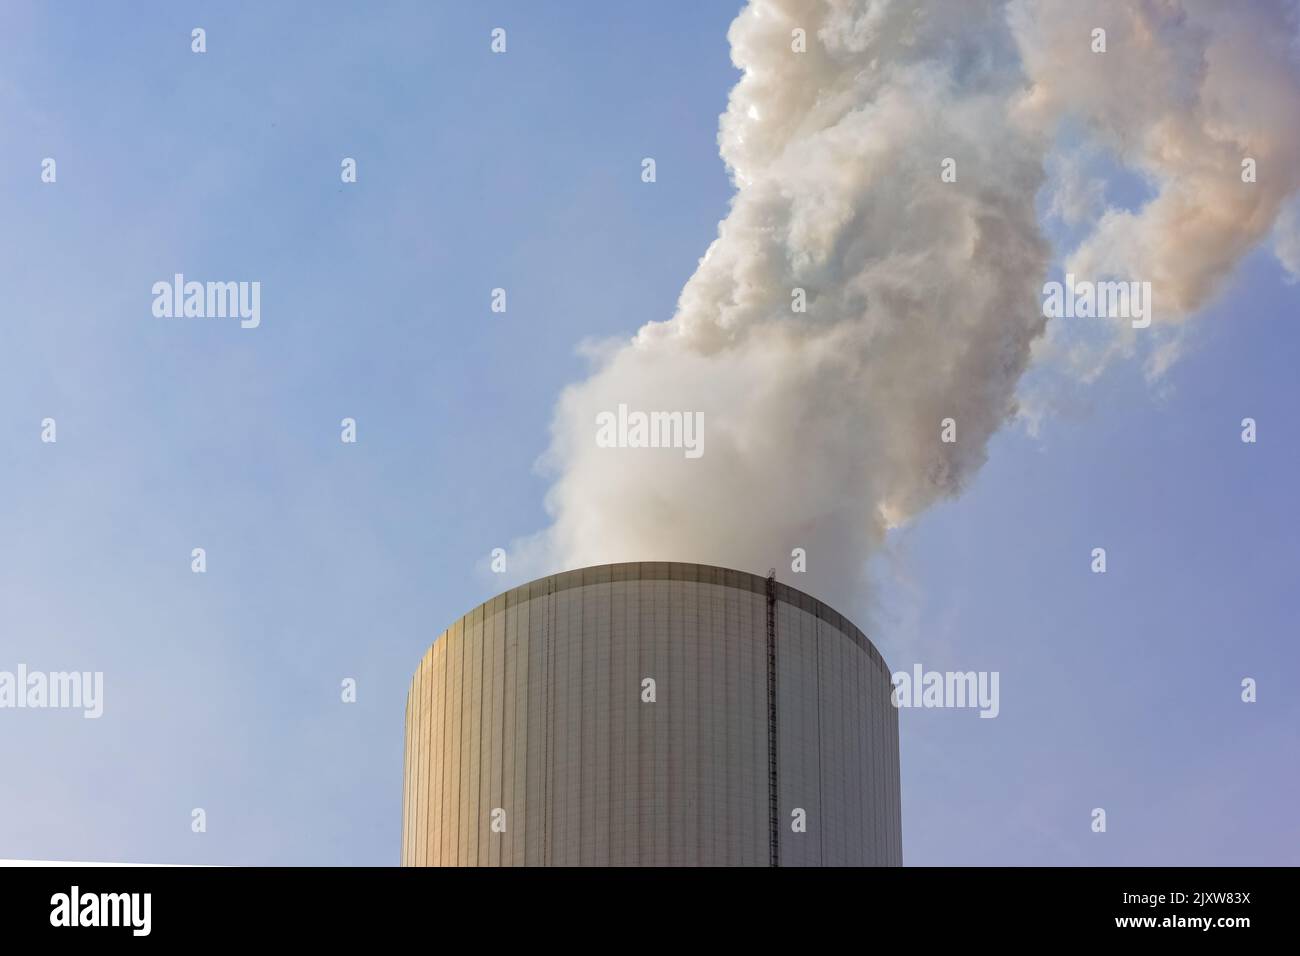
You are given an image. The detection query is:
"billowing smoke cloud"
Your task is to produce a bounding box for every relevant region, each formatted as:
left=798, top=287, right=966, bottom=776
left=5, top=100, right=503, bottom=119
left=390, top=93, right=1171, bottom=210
left=1013, top=0, right=1300, bottom=379
left=514, top=0, right=1300, bottom=609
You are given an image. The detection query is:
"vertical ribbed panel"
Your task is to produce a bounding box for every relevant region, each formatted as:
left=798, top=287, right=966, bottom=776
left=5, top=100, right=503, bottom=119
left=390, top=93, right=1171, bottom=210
left=402, top=563, right=901, bottom=866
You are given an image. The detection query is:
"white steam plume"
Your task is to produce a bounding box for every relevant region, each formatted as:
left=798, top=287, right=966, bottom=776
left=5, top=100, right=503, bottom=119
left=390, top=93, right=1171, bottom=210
left=1012, top=0, right=1300, bottom=380
left=513, top=0, right=1300, bottom=610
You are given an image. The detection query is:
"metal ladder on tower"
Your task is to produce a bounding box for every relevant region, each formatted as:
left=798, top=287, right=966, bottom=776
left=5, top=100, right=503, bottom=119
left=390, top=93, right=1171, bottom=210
left=766, top=569, right=779, bottom=867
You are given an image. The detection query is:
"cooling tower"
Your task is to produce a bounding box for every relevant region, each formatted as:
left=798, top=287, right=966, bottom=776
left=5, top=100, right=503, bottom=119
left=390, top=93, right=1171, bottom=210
left=401, top=562, right=901, bottom=866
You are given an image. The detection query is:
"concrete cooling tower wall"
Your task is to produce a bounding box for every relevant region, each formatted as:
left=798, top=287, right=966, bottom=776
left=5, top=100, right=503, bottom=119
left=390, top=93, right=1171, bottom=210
left=401, top=562, right=901, bottom=866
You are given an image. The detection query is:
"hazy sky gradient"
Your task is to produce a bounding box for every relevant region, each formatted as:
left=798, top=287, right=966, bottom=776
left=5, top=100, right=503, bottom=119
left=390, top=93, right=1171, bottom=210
left=1, top=1, right=1296, bottom=865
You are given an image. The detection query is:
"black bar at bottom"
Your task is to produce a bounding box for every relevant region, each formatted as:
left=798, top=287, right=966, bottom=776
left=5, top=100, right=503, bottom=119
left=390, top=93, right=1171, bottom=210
left=0, top=865, right=1281, bottom=943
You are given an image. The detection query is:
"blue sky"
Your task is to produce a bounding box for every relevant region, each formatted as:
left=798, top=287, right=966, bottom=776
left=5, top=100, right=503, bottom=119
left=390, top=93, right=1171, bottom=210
left=1, top=1, right=1296, bottom=865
